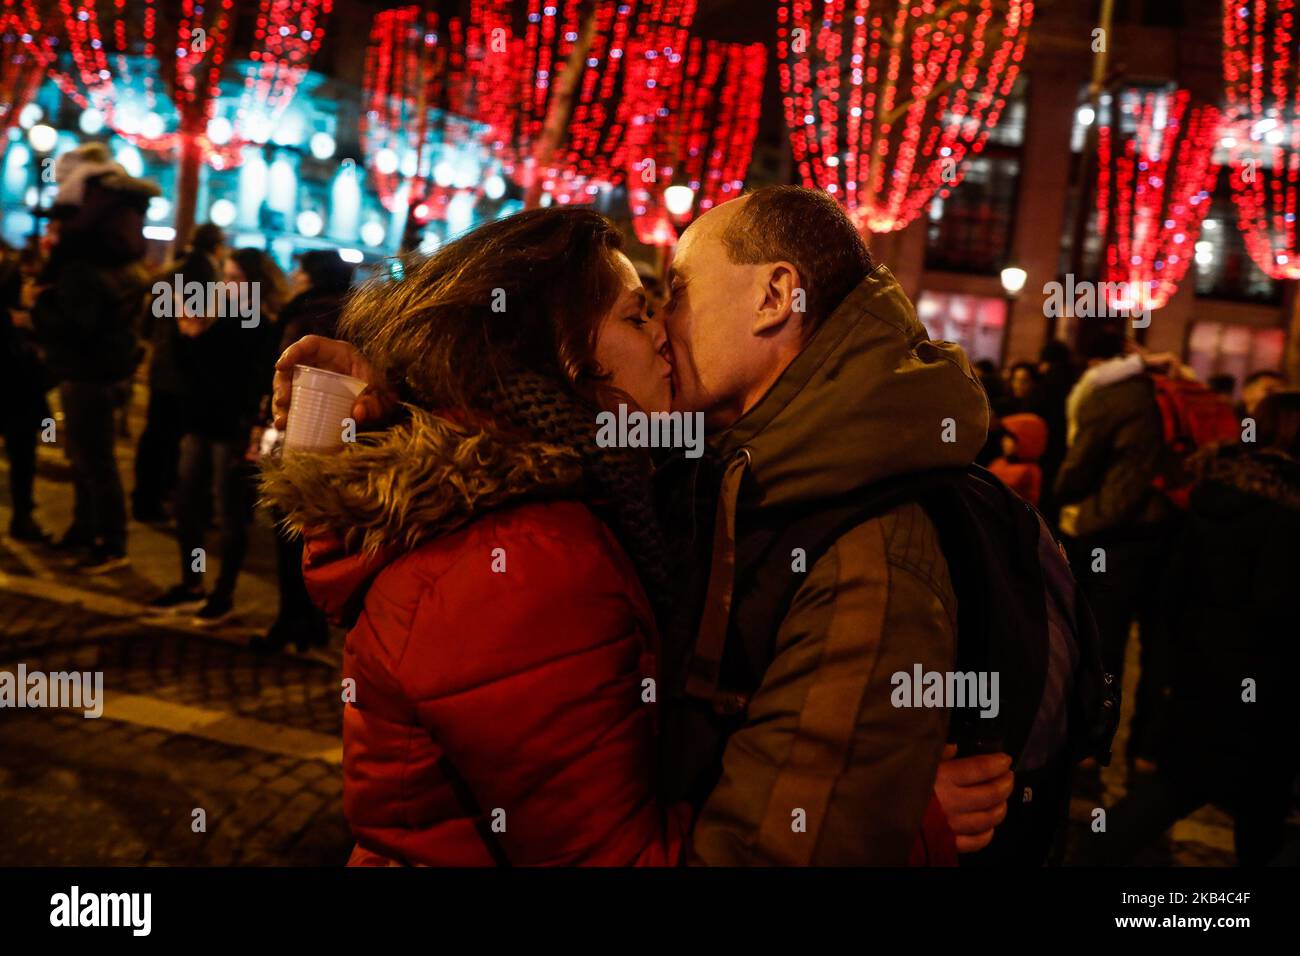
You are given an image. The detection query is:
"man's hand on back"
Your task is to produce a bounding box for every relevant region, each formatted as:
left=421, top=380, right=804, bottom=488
left=934, top=744, right=1015, bottom=853
left=273, top=334, right=395, bottom=430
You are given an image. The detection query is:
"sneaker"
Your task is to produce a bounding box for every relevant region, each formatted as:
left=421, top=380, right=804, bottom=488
left=74, top=547, right=130, bottom=575
left=148, top=584, right=207, bottom=612
left=51, top=528, right=95, bottom=552
left=132, top=503, right=170, bottom=524
left=249, top=619, right=293, bottom=654
left=7, top=515, right=51, bottom=544
left=192, top=592, right=234, bottom=626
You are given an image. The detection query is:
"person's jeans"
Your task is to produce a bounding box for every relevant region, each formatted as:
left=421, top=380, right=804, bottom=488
left=273, top=516, right=327, bottom=636
left=175, top=434, right=251, bottom=596
left=132, top=387, right=184, bottom=514
left=59, top=381, right=128, bottom=552
left=2, top=409, right=39, bottom=517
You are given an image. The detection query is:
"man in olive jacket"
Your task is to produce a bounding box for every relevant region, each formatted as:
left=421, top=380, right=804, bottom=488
left=655, top=186, right=1002, bottom=864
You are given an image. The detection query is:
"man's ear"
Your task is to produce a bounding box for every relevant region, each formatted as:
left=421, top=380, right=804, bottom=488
left=752, top=262, right=801, bottom=336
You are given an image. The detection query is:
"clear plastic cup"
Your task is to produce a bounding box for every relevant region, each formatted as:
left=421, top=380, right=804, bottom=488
left=282, top=365, right=369, bottom=453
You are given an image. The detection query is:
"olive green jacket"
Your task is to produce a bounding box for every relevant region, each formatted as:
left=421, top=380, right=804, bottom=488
left=687, top=265, right=990, bottom=865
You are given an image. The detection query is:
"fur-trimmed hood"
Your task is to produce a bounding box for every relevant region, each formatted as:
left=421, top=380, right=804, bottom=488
left=1192, top=444, right=1300, bottom=513
left=260, top=406, right=584, bottom=557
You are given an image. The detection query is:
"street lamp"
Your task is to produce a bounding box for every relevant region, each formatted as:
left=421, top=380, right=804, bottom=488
left=1000, top=265, right=1028, bottom=297
left=999, top=265, right=1028, bottom=366
left=663, top=184, right=695, bottom=218
left=27, top=124, right=57, bottom=154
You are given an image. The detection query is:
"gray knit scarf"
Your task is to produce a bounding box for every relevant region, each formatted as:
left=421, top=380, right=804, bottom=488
left=480, top=367, right=675, bottom=627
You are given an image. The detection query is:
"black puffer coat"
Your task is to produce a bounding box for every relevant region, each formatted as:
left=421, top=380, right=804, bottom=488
left=1155, top=444, right=1300, bottom=798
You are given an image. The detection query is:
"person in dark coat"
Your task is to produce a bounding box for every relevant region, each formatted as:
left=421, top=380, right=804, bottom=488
left=1054, top=333, right=1182, bottom=767
left=131, top=223, right=227, bottom=522
left=254, top=249, right=354, bottom=652
left=0, top=241, right=52, bottom=541
left=147, top=245, right=285, bottom=625
left=30, top=152, right=157, bottom=573
left=1079, top=391, right=1300, bottom=865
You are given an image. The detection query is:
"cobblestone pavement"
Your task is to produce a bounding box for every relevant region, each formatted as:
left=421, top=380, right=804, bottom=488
left=0, top=398, right=352, bottom=865
left=0, top=589, right=351, bottom=865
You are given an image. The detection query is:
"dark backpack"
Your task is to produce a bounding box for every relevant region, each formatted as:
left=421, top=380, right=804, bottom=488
left=696, top=465, right=1119, bottom=865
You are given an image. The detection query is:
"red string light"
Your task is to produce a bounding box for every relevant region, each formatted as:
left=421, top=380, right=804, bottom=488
left=1222, top=0, right=1300, bottom=278
left=629, top=38, right=766, bottom=245
left=40, top=0, right=232, bottom=155
left=0, top=0, right=52, bottom=134
left=360, top=4, right=481, bottom=217
left=476, top=0, right=698, bottom=204
left=233, top=0, right=333, bottom=143
left=38, top=0, right=328, bottom=168
left=1095, top=89, right=1221, bottom=313
left=777, top=0, right=1033, bottom=235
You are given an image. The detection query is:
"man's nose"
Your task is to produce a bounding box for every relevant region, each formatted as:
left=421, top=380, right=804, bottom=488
left=651, top=318, right=669, bottom=355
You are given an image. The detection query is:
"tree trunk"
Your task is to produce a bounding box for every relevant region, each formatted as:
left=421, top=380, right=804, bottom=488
left=1285, top=279, right=1300, bottom=386
left=524, top=3, right=598, bottom=208
left=172, top=127, right=203, bottom=255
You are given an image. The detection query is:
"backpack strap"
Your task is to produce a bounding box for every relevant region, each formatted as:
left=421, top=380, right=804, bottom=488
left=684, top=448, right=750, bottom=706
left=682, top=466, right=967, bottom=713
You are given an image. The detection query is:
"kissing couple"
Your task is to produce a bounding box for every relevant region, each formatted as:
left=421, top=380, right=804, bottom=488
left=262, top=185, right=1019, bottom=866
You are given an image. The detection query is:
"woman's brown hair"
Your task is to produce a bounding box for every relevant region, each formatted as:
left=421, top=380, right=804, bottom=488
left=340, top=207, right=627, bottom=413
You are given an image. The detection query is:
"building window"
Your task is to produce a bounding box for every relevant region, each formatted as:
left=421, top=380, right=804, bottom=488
left=916, top=290, right=1007, bottom=364
left=1194, top=184, right=1281, bottom=304
left=924, top=79, right=1025, bottom=275
left=924, top=155, right=1022, bottom=274
left=1186, top=321, right=1286, bottom=395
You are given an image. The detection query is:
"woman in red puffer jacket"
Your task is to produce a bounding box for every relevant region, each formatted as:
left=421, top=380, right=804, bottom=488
left=262, top=209, right=690, bottom=865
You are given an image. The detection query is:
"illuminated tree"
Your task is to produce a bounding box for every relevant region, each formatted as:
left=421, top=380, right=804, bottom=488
left=1095, top=89, right=1221, bottom=314
left=777, top=0, right=1032, bottom=235
left=629, top=37, right=766, bottom=246
left=475, top=0, right=697, bottom=206
left=0, top=0, right=51, bottom=134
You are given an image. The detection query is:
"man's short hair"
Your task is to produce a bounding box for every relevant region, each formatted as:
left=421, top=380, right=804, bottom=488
left=718, top=185, right=873, bottom=335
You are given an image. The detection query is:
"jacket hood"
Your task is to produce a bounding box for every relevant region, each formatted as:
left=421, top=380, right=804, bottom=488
left=1192, top=444, right=1300, bottom=513
left=1001, top=413, right=1048, bottom=462
left=712, top=264, right=990, bottom=509
left=261, top=406, right=584, bottom=556
left=260, top=407, right=585, bottom=619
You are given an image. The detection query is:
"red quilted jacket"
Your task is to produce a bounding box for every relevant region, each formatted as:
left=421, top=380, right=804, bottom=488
left=303, top=496, right=690, bottom=866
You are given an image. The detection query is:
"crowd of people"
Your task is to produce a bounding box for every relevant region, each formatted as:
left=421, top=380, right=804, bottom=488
left=0, top=142, right=356, bottom=651
left=975, top=332, right=1298, bottom=864
left=1, top=150, right=1296, bottom=865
